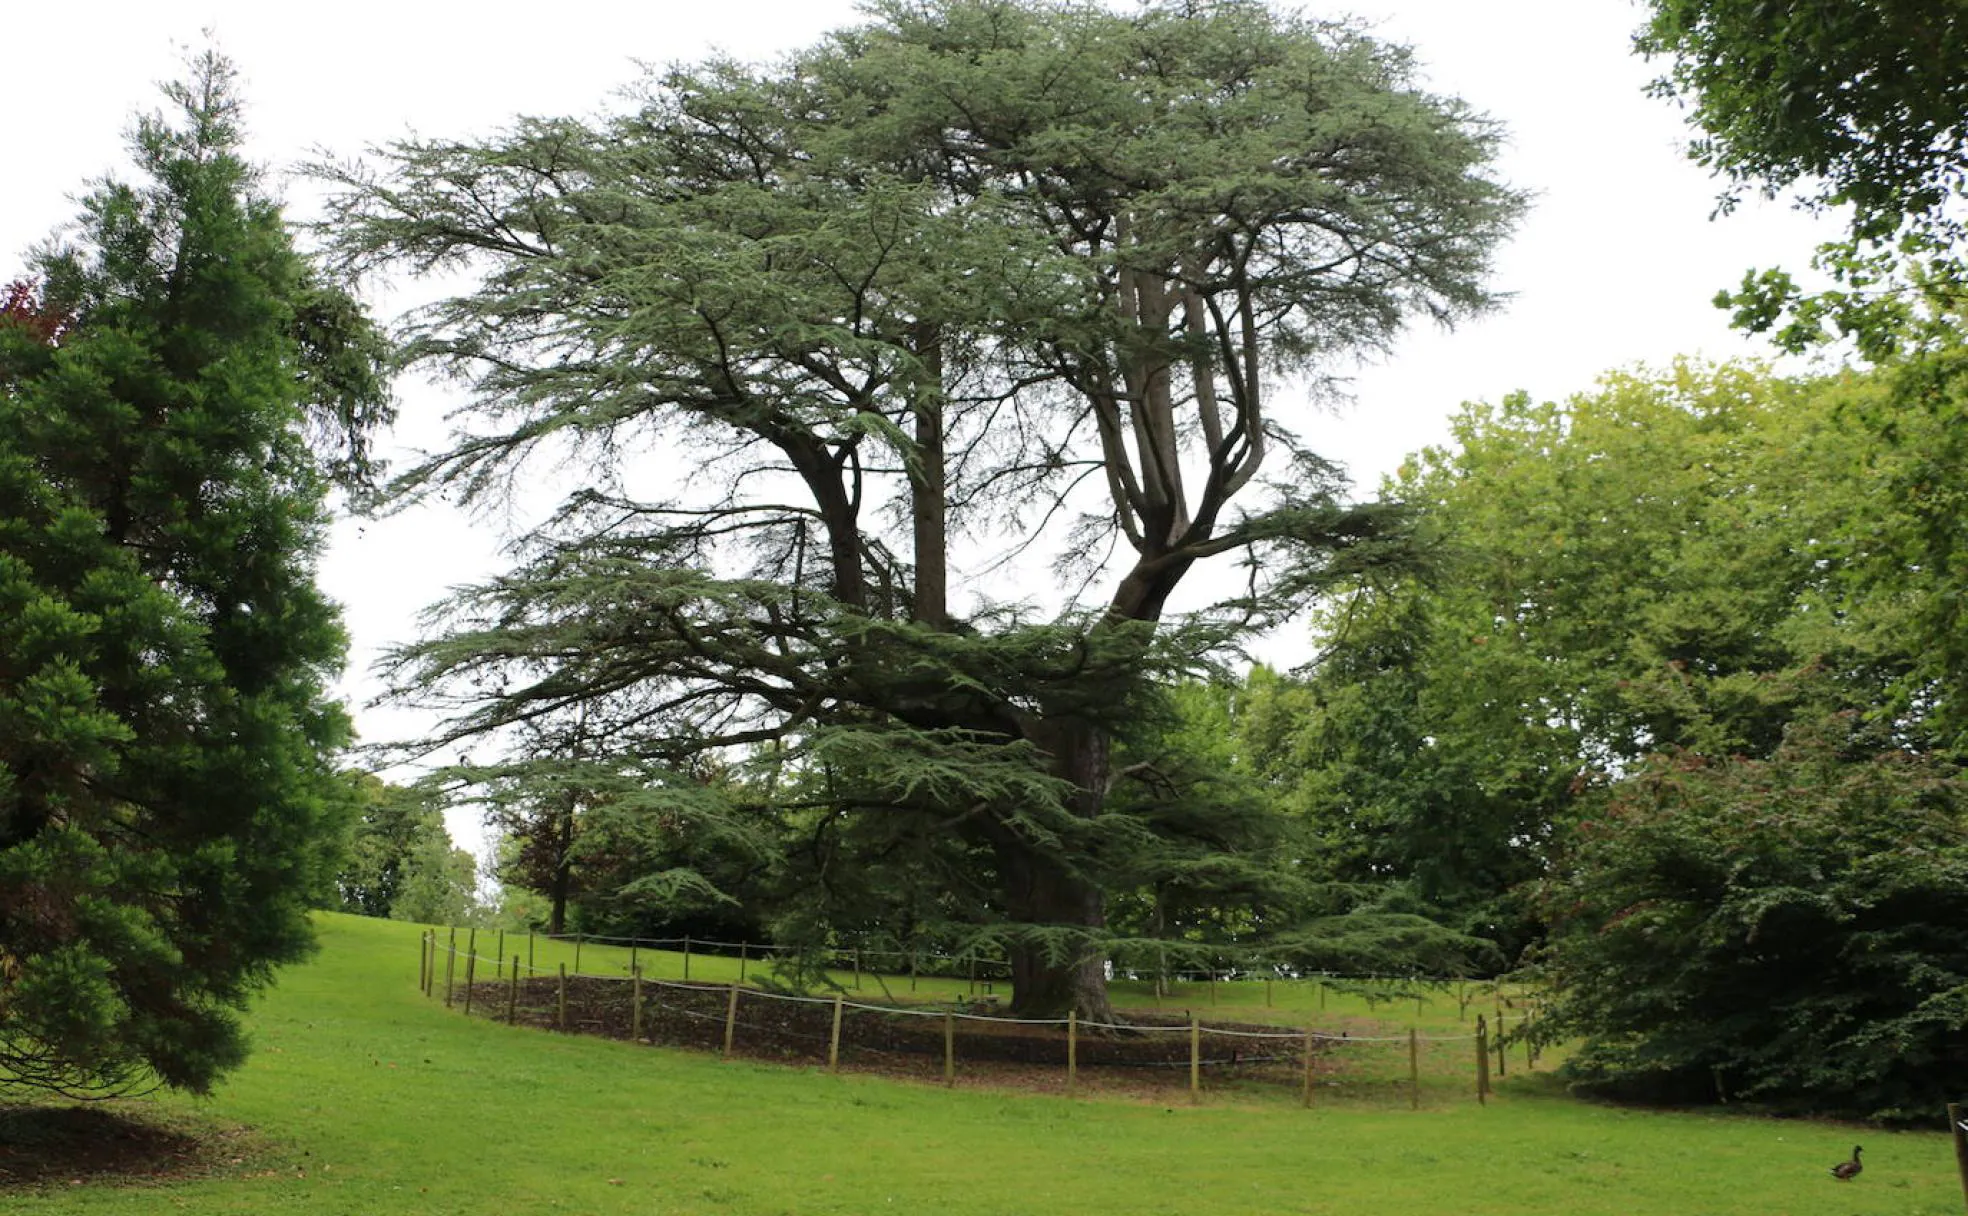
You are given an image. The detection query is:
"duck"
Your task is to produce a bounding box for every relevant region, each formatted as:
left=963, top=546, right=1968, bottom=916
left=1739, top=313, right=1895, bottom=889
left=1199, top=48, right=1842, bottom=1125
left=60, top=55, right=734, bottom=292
left=1830, top=1146, right=1863, bottom=1181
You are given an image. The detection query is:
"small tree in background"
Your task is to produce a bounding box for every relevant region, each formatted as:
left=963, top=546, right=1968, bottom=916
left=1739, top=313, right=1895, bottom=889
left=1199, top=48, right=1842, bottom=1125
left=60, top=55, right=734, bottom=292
left=335, top=774, right=479, bottom=925
left=0, top=53, right=387, bottom=1096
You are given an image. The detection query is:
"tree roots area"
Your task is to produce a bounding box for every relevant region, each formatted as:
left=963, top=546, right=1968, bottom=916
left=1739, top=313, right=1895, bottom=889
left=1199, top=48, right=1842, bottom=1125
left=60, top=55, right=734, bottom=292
left=0, top=1103, right=261, bottom=1187
left=465, top=975, right=1333, bottom=1100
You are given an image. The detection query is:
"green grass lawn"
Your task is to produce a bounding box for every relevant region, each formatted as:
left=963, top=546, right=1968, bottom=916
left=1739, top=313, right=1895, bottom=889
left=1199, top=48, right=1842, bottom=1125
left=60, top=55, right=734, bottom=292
left=8, top=912, right=1959, bottom=1214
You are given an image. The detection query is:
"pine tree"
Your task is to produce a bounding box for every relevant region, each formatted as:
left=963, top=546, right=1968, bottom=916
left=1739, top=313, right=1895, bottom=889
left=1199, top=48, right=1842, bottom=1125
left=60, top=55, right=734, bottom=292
left=0, top=52, right=387, bottom=1096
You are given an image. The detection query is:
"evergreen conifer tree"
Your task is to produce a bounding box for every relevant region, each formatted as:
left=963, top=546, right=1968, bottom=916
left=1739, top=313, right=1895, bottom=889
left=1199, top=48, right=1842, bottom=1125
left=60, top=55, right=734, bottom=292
left=325, top=0, right=1518, bottom=1017
left=0, top=52, right=387, bottom=1096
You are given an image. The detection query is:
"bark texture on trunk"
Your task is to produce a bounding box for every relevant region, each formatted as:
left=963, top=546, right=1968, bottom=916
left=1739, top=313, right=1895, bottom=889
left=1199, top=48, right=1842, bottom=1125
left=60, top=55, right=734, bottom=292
left=908, top=325, right=948, bottom=630
left=992, top=718, right=1119, bottom=1021
left=994, top=836, right=1115, bottom=1021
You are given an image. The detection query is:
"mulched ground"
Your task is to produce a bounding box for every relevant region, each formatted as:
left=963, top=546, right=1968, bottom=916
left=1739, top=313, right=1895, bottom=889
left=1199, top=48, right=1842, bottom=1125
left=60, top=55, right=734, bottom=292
left=452, top=973, right=1329, bottom=1099
left=0, top=1103, right=259, bottom=1188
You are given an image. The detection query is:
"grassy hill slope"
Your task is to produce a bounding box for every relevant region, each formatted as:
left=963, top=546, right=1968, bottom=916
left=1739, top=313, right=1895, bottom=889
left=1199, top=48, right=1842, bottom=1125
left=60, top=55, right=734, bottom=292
left=7, top=913, right=1957, bottom=1214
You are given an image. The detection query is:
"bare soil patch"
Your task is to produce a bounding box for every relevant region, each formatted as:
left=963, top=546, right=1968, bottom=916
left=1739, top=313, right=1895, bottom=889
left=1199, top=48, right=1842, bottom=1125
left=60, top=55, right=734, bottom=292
left=0, top=1103, right=257, bottom=1189
left=460, top=974, right=1327, bottom=1099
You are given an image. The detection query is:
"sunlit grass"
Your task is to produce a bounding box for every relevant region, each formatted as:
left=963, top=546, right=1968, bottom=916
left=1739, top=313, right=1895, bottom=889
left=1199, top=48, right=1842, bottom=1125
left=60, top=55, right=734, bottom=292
left=10, top=912, right=1958, bottom=1215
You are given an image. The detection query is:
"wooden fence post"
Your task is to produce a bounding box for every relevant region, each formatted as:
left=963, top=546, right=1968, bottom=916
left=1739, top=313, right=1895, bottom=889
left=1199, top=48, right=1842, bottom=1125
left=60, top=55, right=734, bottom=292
left=853, top=949, right=862, bottom=990
left=1189, top=1012, right=1201, bottom=1098
left=1476, top=1014, right=1490, bottom=1105
left=1946, top=1102, right=1968, bottom=1212
left=507, top=957, right=520, bottom=1024
left=632, top=966, right=643, bottom=1041
left=1067, top=1011, right=1078, bottom=1091
left=943, top=1010, right=956, bottom=1087
left=1495, top=1005, right=1507, bottom=1077
left=463, top=947, right=477, bottom=1016
left=1409, top=1026, right=1420, bottom=1110
left=444, top=928, right=457, bottom=1007
left=828, top=993, right=845, bottom=1072
left=683, top=936, right=692, bottom=982
left=722, top=983, right=740, bottom=1057
left=556, top=963, right=568, bottom=1031
left=1208, top=971, right=1217, bottom=1007
left=496, top=929, right=505, bottom=978
left=739, top=942, right=748, bottom=983
left=1301, top=1027, right=1316, bottom=1108
left=418, top=930, right=429, bottom=994
left=630, top=938, right=639, bottom=979
left=574, top=933, right=583, bottom=975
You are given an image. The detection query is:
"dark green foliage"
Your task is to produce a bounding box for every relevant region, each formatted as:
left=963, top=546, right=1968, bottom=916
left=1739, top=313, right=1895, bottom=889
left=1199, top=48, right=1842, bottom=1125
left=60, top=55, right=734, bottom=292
left=0, top=54, right=384, bottom=1096
left=1542, top=715, right=1968, bottom=1122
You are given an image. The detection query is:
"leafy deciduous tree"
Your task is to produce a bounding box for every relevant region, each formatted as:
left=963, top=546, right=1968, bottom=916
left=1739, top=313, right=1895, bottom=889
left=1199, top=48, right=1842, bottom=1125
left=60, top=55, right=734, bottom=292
left=1541, top=714, right=1968, bottom=1122
left=335, top=773, right=479, bottom=924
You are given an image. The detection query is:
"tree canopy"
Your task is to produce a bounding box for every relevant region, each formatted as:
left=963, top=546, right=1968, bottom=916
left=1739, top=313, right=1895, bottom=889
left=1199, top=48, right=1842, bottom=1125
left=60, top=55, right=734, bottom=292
left=1280, top=354, right=1968, bottom=1114
left=322, top=0, right=1521, bottom=1016
left=1638, top=0, right=1968, bottom=242
left=1637, top=1, right=1968, bottom=358
left=1543, top=715, right=1968, bottom=1121
left=334, top=774, right=480, bottom=926
left=0, top=53, right=386, bottom=1096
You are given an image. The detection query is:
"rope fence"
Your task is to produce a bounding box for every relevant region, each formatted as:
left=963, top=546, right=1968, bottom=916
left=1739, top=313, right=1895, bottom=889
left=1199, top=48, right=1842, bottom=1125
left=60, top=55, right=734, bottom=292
left=417, top=929, right=1547, bottom=1108
left=439, top=925, right=1535, bottom=1014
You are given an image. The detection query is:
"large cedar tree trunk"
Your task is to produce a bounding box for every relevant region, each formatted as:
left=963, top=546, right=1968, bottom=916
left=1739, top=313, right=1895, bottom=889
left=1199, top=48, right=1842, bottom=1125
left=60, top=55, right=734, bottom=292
left=994, top=720, right=1118, bottom=1022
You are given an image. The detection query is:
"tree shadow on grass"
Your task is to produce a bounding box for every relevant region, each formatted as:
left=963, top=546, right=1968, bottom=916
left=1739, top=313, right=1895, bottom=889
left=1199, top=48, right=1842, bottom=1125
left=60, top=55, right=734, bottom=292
left=0, top=1103, right=253, bottom=1188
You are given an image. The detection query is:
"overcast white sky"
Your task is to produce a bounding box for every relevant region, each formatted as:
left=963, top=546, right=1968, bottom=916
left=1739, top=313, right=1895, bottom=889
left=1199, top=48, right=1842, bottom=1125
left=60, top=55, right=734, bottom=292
left=3, top=1, right=1843, bottom=859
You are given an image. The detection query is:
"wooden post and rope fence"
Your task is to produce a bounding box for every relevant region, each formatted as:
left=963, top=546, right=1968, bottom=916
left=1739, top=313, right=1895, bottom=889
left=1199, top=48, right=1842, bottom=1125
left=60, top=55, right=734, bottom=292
left=1068, top=1011, right=1080, bottom=1091
left=1945, top=1101, right=1968, bottom=1213
left=1301, top=1027, right=1316, bottom=1107
left=409, top=938, right=1524, bottom=1109
left=1409, top=1026, right=1420, bottom=1110
left=1494, top=1002, right=1507, bottom=1077
left=631, top=966, right=643, bottom=1040
left=943, top=1010, right=956, bottom=1087
left=462, top=936, right=477, bottom=1017
left=1189, top=1012, right=1201, bottom=1098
